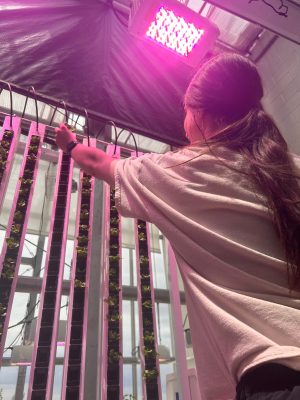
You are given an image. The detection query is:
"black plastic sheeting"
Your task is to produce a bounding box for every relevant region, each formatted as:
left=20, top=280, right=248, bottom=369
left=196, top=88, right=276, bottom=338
left=0, top=0, right=197, bottom=146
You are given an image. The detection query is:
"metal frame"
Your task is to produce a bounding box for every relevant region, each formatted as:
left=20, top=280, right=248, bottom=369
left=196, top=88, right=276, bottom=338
left=0, top=81, right=186, bottom=148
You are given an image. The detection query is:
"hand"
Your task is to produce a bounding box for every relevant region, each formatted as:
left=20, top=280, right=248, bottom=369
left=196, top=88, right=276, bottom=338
left=54, top=123, right=76, bottom=153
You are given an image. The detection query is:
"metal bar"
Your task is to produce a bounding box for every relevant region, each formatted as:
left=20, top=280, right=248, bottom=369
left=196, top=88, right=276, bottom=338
left=61, top=138, right=96, bottom=400
left=99, top=172, right=110, bottom=400
left=0, top=112, right=168, bottom=157
left=0, top=81, right=187, bottom=148
left=135, top=212, right=162, bottom=400
left=0, top=121, right=45, bottom=365
left=134, top=219, right=147, bottom=400
left=84, top=169, right=104, bottom=400
left=167, top=245, right=192, bottom=400
left=27, top=150, right=74, bottom=399
left=0, top=116, right=21, bottom=213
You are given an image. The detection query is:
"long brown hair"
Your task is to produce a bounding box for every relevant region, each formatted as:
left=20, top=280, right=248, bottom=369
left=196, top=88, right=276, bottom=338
left=184, top=52, right=300, bottom=291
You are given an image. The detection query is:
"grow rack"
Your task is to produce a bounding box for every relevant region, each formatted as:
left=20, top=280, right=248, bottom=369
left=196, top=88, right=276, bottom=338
left=0, top=120, right=45, bottom=364
left=27, top=145, right=74, bottom=399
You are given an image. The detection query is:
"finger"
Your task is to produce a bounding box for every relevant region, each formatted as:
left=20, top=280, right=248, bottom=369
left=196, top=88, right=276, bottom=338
left=59, top=123, right=67, bottom=130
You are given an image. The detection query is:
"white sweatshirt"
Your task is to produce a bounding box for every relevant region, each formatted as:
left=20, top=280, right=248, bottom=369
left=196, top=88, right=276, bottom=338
left=115, top=145, right=300, bottom=400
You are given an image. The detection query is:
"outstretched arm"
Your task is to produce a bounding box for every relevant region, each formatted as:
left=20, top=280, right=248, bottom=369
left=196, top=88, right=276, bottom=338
left=54, top=123, right=117, bottom=186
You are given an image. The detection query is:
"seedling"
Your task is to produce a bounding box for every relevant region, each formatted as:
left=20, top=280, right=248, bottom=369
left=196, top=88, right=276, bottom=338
left=123, top=395, right=137, bottom=400
left=144, top=347, right=159, bottom=358
left=11, top=224, right=21, bottom=234
left=1, top=140, right=10, bottom=149
left=3, top=129, right=14, bottom=138
left=110, top=217, right=119, bottom=225
left=3, top=258, right=15, bottom=268
left=143, top=332, right=155, bottom=344
left=30, top=135, right=40, bottom=144
left=110, top=228, right=119, bottom=237
left=141, top=285, right=151, bottom=294
left=142, top=300, right=153, bottom=309
left=0, top=303, right=6, bottom=317
left=141, top=273, right=150, bottom=280
left=109, top=269, right=117, bottom=278
left=109, top=282, right=121, bottom=292
left=107, top=313, right=122, bottom=322
left=17, top=199, right=26, bottom=208
left=143, top=318, right=154, bottom=328
left=138, top=232, right=146, bottom=241
left=1, top=267, right=14, bottom=279
left=139, top=255, right=149, bottom=265
left=74, top=279, right=86, bottom=288
left=19, top=178, right=33, bottom=185
left=104, top=297, right=118, bottom=306
left=108, top=331, right=120, bottom=341
left=27, top=154, right=37, bottom=161
left=0, top=160, right=6, bottom=169
left=108, top=349, right=122, bottom=363
left=18, top=187, right=30, bottom=196
left=77, top=235, right=88, bottom=245
left=109, top=255, right=120, bottom=263
left=80, top=209, right=89, bottom=219
left=79, top=224, right=89, bottom=232
left=82, top=176, right=91, bottom=185
left=143, top=368, right=159, bottom=380
left=14, top=211, right=24, bottom=222
left=28, top=145, right=38, bottom=153
left=5, top=237, right=19, bottom=249
left=82, top=188, right=92, bottom=195
left=76, top=246, right=88, bottom=257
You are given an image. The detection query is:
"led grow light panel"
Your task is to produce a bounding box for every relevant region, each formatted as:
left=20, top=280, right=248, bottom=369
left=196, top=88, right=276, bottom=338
left=146, top=7, right=205, bottom=57
left=129, top=0, right=219, bottom=66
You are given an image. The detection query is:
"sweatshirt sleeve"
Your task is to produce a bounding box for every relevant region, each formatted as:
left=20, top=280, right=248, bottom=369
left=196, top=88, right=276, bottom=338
left=114, top=152, right=165, bottom=222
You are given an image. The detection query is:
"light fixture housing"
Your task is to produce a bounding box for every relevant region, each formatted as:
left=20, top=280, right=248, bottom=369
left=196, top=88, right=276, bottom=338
left=129, top=0, right=220, bottom=67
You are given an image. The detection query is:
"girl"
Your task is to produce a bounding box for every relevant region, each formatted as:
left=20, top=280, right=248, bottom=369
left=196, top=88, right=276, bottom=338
left=55, top=52, right=300, bottom=400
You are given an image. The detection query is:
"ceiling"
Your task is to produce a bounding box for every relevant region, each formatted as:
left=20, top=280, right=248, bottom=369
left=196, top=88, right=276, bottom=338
left=0, top=0, right=284, bottom=150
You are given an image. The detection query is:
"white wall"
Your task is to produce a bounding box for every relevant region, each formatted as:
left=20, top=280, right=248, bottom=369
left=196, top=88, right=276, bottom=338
left=257, top=37, right=300, bottom=155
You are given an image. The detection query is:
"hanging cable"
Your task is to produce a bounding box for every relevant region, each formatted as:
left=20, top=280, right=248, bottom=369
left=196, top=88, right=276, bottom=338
left=29, top=86, right=39, bottom=131
left=84, top=108, right=91, bottom=147
left=21, top=96, right=29, bottom=118
left=75, top=112, right=81, bottom=128
left=49, top=105, right=57, bottom=126
left=0, top=83, right=160, bottom=152
left=62, top=100, right=69, bottom=125
left=115, top=129, right=138, bottom=156
left=8, top=300, right=40, bottom=330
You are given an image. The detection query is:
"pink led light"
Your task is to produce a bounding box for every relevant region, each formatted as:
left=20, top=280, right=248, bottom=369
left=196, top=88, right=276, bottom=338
left=146, top=6, right=204, bottom=56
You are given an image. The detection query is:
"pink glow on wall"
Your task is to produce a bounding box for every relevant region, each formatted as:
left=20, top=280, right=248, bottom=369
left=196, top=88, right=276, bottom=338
left=146, top=6, right=205, bottom=56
